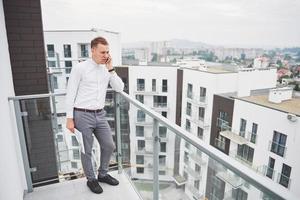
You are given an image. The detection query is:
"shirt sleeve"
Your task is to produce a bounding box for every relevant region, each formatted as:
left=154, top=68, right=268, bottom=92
left=65, top=65, right=81, bottom=118
left=109, top=72, right=124, bottom=92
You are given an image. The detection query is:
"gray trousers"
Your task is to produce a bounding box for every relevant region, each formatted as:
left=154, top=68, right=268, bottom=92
left=74, top=109, right=115, bottom=181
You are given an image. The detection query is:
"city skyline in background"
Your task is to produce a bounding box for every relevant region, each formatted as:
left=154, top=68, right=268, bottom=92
left=41, top=0, right=300, bottom=48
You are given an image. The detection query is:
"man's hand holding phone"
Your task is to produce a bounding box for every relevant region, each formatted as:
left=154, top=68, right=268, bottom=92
left=105, top=54, right=113, bottom=71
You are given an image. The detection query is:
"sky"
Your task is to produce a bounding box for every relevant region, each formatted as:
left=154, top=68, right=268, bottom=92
left=41, top=0, right=300, bottom=47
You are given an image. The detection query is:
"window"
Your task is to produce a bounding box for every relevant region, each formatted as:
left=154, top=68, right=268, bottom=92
left=71, top=162, right=78, bottom=168
left=160, top=142, right=166, bottom=152
left=79, top=44, right=89, bottom=57
left=200, top=87, right=206, bottom=102
left=187, top=83, right=193, bottom=98
left=137, top=140, right=145, bottom=151
left=137, top=79, right=145, bottom=91
left=57, top=134, right=63, bottom=142
left=48, top=61, right=56, bottom=67
left=237, top=144, right=254, bottom=164
left=271, top=131, right=287, bottom=157
left=279, top=164, right=291, bottom=188
left=137, top=110, right=145, bottom=122
left=194, top=180, right=200, bottom=190
left=250, top=123, right=258, bottom=144
left=136, top=167, right=144, bottom=173
left=72, top=136, right=79, bottom=146
left=159, top=126, right=167, bottom=138
left=65, top=61, right=72, bottom=74
left=161, top=111, right=167, bottom=118
left=185, top=141, right=190, bottom=149
left=136, top=126, right=144, bottom=137
left=183, top=171, right=188, bottom=180
left=184, top=152, right=189, bottom=164
left=73, top=149, right=80, bottom=159
left=195, top=164, right=201, bottom=173
left=152, top=79, right=156, bottom=91
left=219, top=110, right=228, bottom=121
left=153, top=95, right=167, bottom=107
left=136, top=95, right=144, bottom=103
left=53, top=76, right=58, bottom=89
left=215, top=136, right=226, bottom=150
left=159, top=155, right=166, bottom=166
left=185, top=119, right=191, bottom=132
left=162, top=79, right=168, bottom=92
left=232, top=188, right=248, bottom=200
left=239, top=118, right=246, bottom=137
left=266, top=157, right=275, bottom=179
left=186, top=102, right=192, bottom=116
left=47, top=44, right=55, bottom=57
left=198, top=107, right=205, bottom=121
left=197, top=127, right=203, bottom=140
left=159, top=170, right=166, bottom=175
left=136, top=155, right=144, bottom=164
left=63, top=44, right=72, bottom=57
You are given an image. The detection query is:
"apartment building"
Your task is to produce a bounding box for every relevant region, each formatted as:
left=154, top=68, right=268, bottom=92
left=127, top=65, right=180, bottom=181
left=179, top=65, right=277, bottom=200
left=210, top=87, right=300, bottom=199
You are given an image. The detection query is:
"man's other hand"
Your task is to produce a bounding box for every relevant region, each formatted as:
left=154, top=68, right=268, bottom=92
left=66, top=118, right=75, bottom=133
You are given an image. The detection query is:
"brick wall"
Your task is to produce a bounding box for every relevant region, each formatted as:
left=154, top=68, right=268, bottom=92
left=3, top=0, right=48, bottom=95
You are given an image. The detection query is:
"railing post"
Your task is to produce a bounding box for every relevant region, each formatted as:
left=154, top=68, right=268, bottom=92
left=13, top=100, right=33, bottom=193
left=153, top=118, right=160, bottom=200
left=114, top=92, right=122, bottom=174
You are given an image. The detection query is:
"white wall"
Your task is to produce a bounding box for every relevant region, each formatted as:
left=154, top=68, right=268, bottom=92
left=0, top=2, right=26, bottom=199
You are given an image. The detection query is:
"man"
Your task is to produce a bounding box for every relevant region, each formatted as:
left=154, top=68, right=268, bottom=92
left=66, top=37, right=124, bottom=194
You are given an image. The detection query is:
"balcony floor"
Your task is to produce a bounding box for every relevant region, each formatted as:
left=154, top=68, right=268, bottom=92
left=24, top=171, right=141, bottom=200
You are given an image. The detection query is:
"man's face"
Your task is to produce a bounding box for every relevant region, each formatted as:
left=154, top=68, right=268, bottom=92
left=91, top=43, right=109, bottom=64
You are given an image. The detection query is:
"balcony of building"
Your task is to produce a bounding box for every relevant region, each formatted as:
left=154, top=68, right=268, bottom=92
left=186, top=92, right=207, bottom=107
left=7, top=91, right=296, bottom=200
left=218, top=121, right=248, bottom=146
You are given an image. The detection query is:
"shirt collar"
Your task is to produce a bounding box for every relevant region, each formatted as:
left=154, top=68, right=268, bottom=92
left=90, top=58, right=105, bottom=68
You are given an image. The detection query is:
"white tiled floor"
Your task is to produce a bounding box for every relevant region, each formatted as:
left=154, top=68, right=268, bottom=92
left=24, top=171, right=141, bottom=200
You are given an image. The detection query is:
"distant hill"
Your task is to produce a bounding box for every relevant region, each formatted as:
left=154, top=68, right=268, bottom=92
left=122, top=39, right=212, bottom=49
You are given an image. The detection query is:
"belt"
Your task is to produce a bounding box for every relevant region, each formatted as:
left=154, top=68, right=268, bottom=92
left=74, top=107, right=103, bottom=113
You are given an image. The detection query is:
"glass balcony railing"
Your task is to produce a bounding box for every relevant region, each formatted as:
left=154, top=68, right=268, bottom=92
left=186, top=92, right=207, bottom=106
left=269, top=141, right=287, bottom=158
left=80, top=50, right=89, bottom=58
left=47, top=51, right=55, bottom=57
left=136, top=84, right=145, bottom=91
left=8, top=91, right=296, bottom=200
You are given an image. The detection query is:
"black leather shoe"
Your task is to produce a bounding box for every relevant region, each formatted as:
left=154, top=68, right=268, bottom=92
left=98, top=174, right=119, bottom=186
left=87, top=179, right=103, bottom=194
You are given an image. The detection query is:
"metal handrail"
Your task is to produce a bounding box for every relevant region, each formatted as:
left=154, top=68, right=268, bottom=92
left=117, top=91, right=293, bottom=200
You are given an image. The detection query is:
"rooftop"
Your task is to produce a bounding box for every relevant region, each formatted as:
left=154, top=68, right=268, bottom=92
left=182, top=66, right=236, bottom=74
left=239, top=94, right=300, bottom=116
left=220, top=88, right=300, bottom=116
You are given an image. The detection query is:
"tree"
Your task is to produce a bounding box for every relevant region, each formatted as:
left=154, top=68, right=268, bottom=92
left=295, top=84, right=300, bottom=91
left=276, top=60, right=283, bottom=68
left=284, top=54, right=292, bottom=60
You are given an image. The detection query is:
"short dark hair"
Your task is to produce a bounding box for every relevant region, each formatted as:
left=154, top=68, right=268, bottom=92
left=91, top=37, right=108, bottom=48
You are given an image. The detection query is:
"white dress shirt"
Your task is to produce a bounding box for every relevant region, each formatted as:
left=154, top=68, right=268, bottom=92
left=66, top=59, right=124, bottom=118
